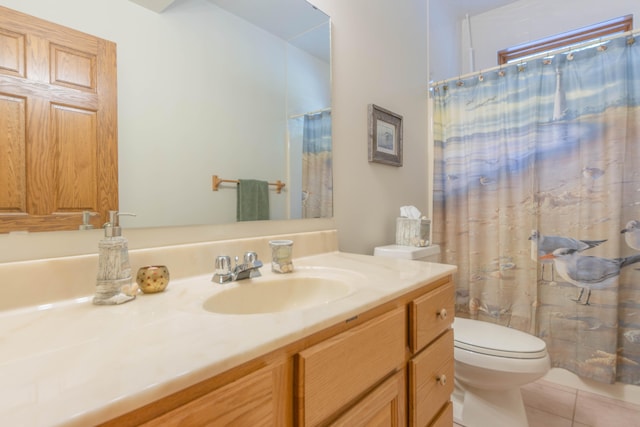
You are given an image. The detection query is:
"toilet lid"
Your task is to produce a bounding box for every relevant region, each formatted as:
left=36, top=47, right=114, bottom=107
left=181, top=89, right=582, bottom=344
left=453, top=317, right=547, bottom=359
left=373, top=244, right=440, bottom=260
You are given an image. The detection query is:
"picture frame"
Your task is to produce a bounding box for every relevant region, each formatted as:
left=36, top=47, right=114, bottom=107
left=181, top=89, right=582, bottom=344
left=368, top=104, right=403, bottom=167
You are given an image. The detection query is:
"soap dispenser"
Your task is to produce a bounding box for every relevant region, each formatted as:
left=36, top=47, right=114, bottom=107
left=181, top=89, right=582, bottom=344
left=93, top=210, right=137, bottom=305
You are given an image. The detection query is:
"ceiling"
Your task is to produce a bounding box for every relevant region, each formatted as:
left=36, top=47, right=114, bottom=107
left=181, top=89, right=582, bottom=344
left=441, top=0, right=521, bottom=18
left=205, top=0, right=521, bottom=63
left=207, top=0, right=330, bottom=63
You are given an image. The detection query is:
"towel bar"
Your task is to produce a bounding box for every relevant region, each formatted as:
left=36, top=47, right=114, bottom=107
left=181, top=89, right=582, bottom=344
left=212, top=175, right=285, bottom=194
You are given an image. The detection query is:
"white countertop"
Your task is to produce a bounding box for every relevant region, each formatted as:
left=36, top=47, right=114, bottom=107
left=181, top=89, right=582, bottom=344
left=0, top=251, right=455, bottom=426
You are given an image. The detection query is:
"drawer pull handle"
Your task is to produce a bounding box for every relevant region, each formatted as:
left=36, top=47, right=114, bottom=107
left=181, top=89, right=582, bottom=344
left=436, top=374, right=447, bottom=386
left=437, top=308, right=448, bottom=320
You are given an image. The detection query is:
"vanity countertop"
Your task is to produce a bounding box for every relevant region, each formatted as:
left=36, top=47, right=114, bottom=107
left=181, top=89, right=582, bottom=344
left=0, top=251, right=455, bottom=426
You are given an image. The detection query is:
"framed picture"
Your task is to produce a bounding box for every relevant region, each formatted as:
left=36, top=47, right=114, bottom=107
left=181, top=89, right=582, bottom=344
left=368, top=104, right=403, bottom=166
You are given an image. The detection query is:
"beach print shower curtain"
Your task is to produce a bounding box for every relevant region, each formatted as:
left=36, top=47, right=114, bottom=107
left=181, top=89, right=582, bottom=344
left=302, top=110, right=333, bottom=218
left=432, top=34, right=640, bottom=384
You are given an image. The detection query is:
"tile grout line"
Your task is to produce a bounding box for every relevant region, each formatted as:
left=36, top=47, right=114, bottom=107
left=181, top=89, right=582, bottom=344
left=525, top=403, right=574, bottom=426
left=571, top=389, right=579, bottom=426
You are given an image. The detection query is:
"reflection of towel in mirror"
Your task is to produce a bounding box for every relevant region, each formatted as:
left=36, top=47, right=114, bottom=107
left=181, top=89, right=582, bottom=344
left=237, top=179, right=270, bottom=221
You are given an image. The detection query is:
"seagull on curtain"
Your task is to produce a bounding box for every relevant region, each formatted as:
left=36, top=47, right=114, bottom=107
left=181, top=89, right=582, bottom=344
left=621, top=220, right=640, bottom=250
left=541, top=248, right=640, bottom=305
left=529, top=231, right=607, bottom=282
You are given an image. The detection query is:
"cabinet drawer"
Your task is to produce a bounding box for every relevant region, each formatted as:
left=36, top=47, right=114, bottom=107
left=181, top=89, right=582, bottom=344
left=330, top=369, right=406, bottom=427
left=408, top=329, right=454, bottom=427
left=297, top=307, right=406, bottom=426
left=409, top=280, right=454, bottom=353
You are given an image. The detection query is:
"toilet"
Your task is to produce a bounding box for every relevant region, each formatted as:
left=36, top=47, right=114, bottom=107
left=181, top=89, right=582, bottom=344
left=373, top=243, right=442, bottom=262
left=373, top=244, right=551, bottom=427
left=452, top=317, right=550, bottom=426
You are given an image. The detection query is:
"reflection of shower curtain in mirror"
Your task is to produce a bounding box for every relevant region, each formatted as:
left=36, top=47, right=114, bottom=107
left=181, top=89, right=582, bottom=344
left=302, top=111, right=333, bottom=218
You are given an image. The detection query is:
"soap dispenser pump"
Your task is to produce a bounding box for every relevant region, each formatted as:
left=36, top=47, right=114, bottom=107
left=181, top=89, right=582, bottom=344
left=93, top=210, right=137, bottom=305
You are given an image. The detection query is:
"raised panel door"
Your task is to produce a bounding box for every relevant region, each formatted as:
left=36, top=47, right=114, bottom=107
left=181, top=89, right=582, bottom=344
left=0, top=6, right=117, bottom=232
left=331, top=370, right=406, bottom=427
left=297, top=307, right=406, bottom=426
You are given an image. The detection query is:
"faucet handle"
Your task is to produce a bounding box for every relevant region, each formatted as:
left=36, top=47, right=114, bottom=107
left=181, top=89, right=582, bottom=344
left=215, top=255, right=231, bottom=275
left=244, top=251, right=259, bottom=264
left=212, top=255, right=233, bottom=284
left=243, top=251, right=262, bottom=278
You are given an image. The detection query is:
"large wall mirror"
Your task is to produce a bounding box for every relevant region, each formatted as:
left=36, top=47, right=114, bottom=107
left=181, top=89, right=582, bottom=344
left=0, top=0, right=331, bottom=233
left=208, top=0, right=333, bottom=223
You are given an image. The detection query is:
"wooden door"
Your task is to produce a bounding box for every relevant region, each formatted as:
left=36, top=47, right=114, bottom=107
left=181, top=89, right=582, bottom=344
left=297, top=307, right=406, bottom=426
left=331, top=370, right=406, bottom=427
left=140, top=360, right=290, bottom=427
left=0, top=6, right=117, bottom=233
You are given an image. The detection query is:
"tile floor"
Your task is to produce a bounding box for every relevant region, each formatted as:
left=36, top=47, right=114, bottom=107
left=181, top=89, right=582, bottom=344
left=453, top=379, right=640, bottom=427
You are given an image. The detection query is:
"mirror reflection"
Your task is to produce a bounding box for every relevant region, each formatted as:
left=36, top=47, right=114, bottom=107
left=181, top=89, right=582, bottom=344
left=121, top=0, right=332, bottom=228
left=0, top=0, right=331, bottom=233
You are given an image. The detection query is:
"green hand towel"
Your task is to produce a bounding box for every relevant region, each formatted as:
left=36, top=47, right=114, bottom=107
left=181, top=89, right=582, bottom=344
left=237, top=179, right=270, bottom=221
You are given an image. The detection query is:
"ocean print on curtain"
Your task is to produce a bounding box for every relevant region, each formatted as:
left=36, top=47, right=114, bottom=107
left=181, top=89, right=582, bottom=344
left=302, top=110, right=333, bottom=219
left=432, top=34, right=640, bottom=384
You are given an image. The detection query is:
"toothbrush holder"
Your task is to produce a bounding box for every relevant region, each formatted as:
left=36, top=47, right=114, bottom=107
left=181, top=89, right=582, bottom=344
left=269, top=240, right=294, bottom=273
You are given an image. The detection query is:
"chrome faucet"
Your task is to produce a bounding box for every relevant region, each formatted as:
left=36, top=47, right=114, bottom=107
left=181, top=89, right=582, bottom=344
left=212, top=252, right=263, bottom=284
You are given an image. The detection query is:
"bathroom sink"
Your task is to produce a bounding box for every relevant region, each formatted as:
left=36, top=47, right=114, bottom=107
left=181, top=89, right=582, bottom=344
left=202, top=271, right=354, bottom=315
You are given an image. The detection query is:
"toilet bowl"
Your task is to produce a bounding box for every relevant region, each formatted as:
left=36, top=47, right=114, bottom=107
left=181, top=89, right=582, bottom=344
left=452, top=317, right=550, bottom=427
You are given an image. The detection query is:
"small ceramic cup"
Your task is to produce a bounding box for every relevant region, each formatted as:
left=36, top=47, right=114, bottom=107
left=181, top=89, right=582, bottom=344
left=269, top=240, right=294, bottom=273
left=136, top=265, right=170, bottom=294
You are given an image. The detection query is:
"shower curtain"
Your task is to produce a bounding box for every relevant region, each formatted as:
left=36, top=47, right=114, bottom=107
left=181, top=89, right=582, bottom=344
left=432, top=33, right=640, bottom=384
left=302, top=110, right=333, bottom=218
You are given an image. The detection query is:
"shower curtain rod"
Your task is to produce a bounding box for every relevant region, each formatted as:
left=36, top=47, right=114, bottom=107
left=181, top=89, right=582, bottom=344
left=431, top=28, right=640, bottom=87
left=288, top=107, right=331, bottom=119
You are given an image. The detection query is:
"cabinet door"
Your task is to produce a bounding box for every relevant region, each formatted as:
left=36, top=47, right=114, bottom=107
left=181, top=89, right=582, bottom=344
left=408, top=329, right=454, bottom=427
left=0, top=6, right=117, bottom=232
left=409, top=281, right=454, bottom=353
left=297, top=307, right=406, bottom=426
left=142, top=360, right=289, bottom=427
left=428, top=402, right=453, bottom=427
left=331, top=369, right=406, bottom=427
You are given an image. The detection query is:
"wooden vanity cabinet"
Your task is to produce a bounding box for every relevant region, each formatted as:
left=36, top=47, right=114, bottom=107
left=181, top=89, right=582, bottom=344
left=102, top=275, right=455, bottom=427
left=295, top=278, right=455, bottom=427
left=140, top=359, right=290, bottom=427
left=408, top=279, right=455, bottom=427
left=296, top=306, right=407, bottom=426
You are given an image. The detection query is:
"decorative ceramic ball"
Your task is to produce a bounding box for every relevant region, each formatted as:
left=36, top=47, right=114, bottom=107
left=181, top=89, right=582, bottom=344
left=136, top=265, right=170, bottom=294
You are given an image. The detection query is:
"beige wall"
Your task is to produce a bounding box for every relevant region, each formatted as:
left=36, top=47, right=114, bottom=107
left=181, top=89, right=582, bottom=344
left=311, top=0, right=430, bottom=255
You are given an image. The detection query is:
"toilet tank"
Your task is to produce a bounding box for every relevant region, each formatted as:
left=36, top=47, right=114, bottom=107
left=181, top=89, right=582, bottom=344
left=373, top=244, right=441, bottom=262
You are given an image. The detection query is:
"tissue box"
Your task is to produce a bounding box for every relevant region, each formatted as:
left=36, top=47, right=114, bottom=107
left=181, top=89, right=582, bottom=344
left=396, top=218, right=431, bottom=247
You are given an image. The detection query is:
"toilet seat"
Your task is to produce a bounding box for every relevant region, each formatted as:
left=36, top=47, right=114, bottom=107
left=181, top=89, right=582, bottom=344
left=454, top=317, right=547, bottom=359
